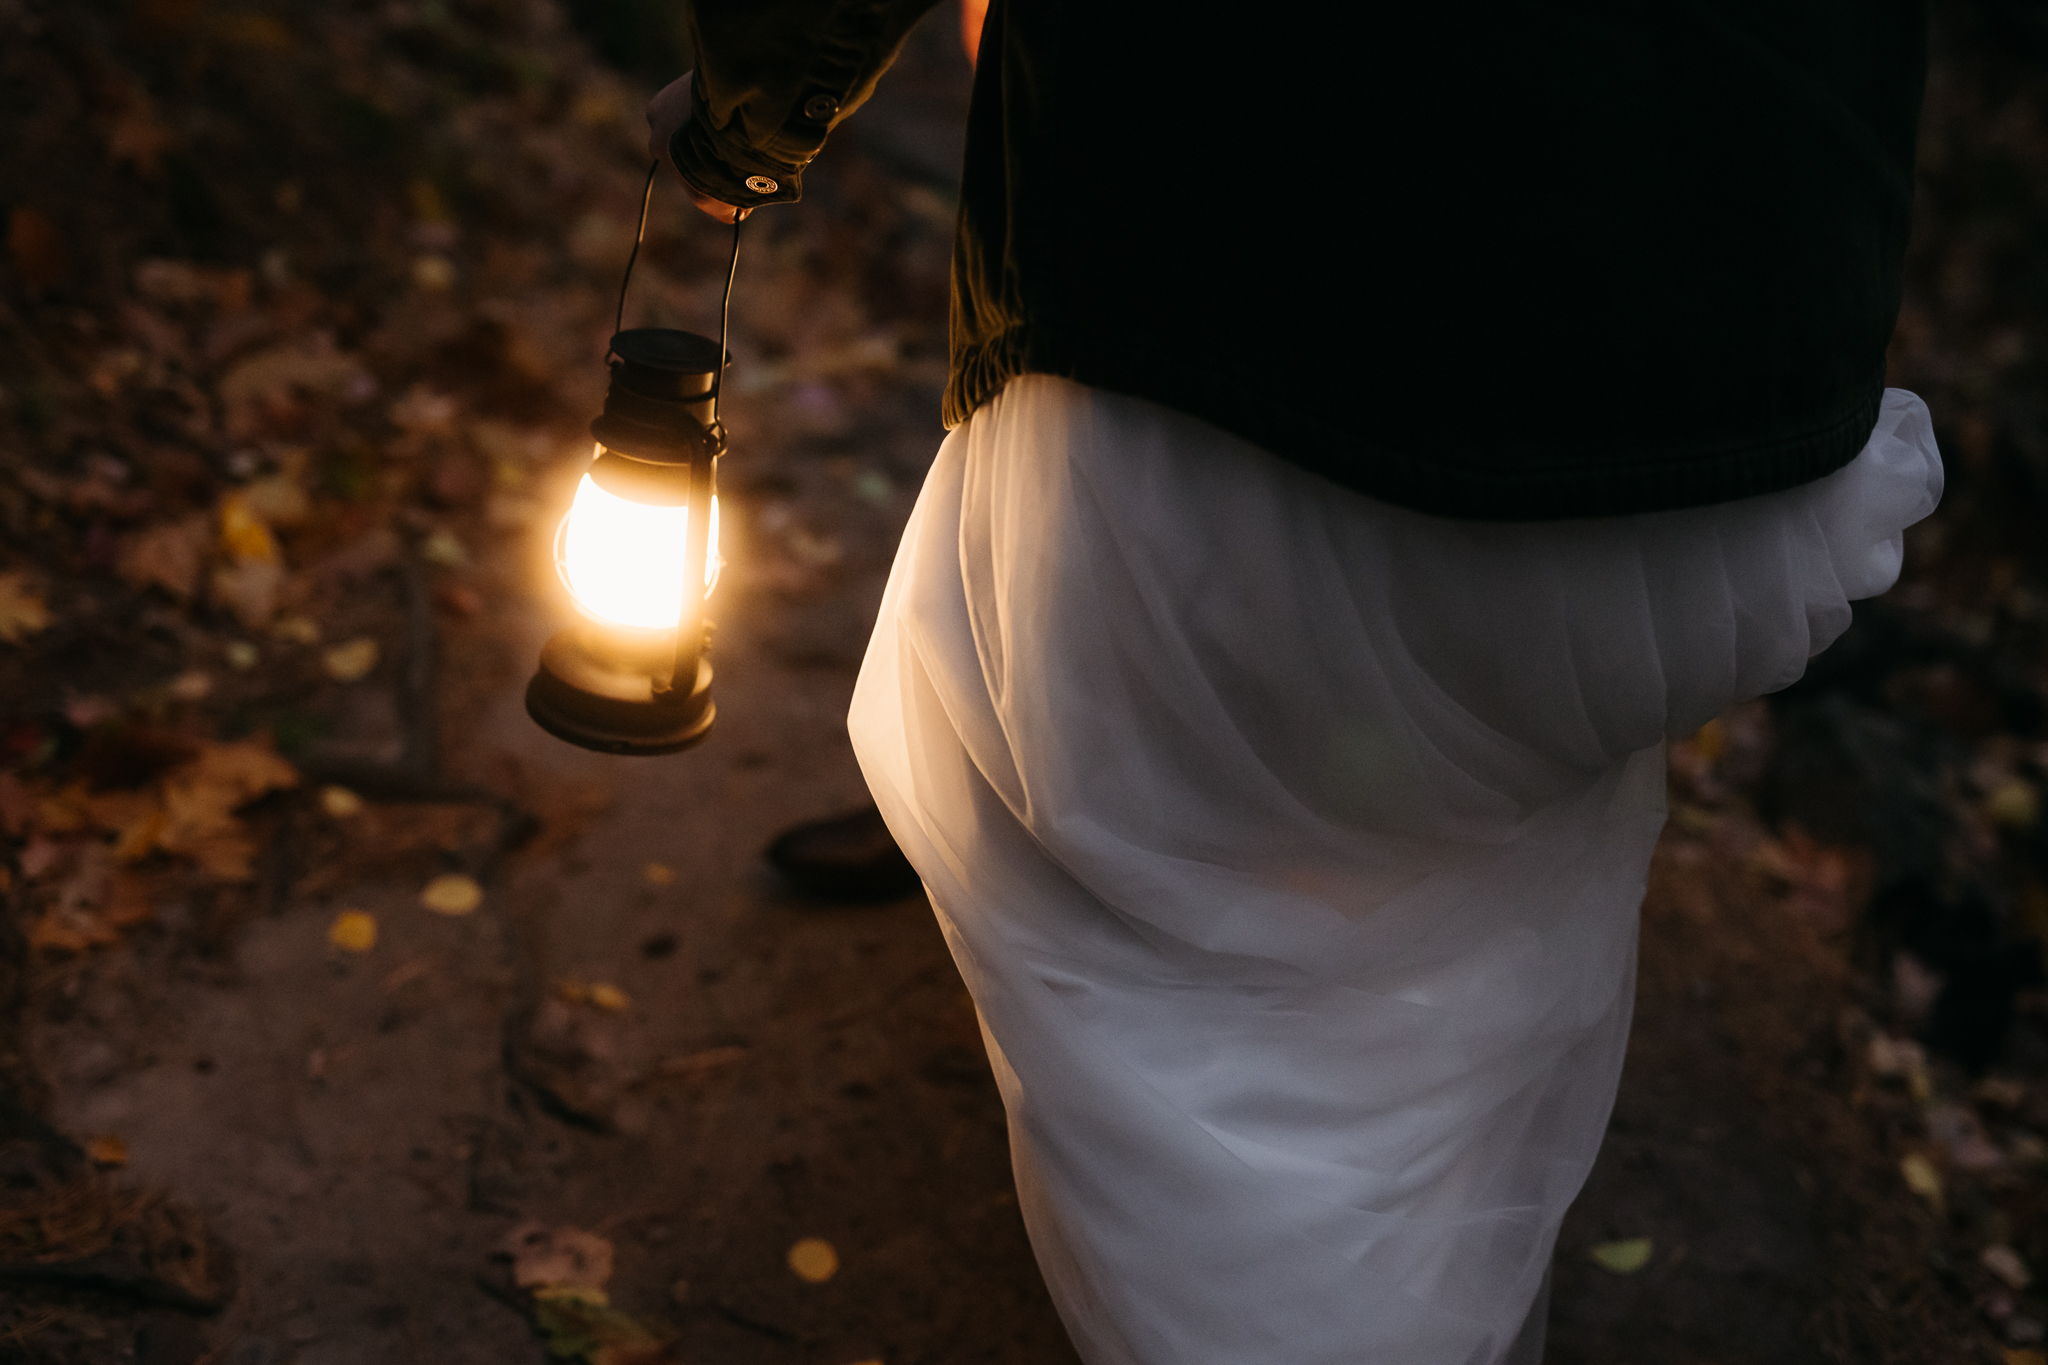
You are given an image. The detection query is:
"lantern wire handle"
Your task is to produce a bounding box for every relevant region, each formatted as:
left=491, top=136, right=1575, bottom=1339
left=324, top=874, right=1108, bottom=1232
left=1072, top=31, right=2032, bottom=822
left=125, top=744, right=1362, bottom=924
left=712, top=209, right=741, bottom=424
left=616, top=161, right=659, bottom=340
left=613, top=160, right=744, bottom=423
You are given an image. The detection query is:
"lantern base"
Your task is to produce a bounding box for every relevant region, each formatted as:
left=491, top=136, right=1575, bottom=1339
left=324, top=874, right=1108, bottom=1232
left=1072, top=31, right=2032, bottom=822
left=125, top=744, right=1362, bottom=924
left=525, top=624, right=714, bottom=755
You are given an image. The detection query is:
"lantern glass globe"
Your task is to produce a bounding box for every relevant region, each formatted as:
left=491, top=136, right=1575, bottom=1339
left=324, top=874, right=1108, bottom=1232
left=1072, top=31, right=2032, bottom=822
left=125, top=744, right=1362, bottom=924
left=560, top=465, right=720, bottom=631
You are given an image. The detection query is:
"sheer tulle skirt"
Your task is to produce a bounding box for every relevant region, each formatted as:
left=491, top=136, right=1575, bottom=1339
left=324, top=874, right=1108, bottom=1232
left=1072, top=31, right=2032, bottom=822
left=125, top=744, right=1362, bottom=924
left=849, top=377, right=1942, bottom=1365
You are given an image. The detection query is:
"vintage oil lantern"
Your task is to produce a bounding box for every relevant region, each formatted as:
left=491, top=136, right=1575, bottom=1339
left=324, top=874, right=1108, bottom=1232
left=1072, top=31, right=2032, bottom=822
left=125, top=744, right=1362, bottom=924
left=526, top=172, right=740, bottom=755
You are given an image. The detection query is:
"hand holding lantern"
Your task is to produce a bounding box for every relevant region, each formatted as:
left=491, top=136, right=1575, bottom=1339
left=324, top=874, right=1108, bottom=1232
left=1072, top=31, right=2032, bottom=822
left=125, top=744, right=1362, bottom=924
left=526, top=169, right=741, bottom=755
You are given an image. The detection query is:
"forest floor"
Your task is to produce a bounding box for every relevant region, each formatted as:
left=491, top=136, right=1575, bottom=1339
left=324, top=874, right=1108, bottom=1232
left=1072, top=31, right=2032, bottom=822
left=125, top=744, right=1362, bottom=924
left=2, top=3, right=2048, bottom=1364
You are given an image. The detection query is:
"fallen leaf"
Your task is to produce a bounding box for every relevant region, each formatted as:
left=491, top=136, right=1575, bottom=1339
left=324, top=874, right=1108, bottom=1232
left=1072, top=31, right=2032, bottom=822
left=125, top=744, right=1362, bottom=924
left=116, top=515, right=212, bottom=599
left=529, top=1284, right=673, bottom=1365
left=28, top=906, right=119, bottom=953
left=1986, top=1245, right=2035, bottom=1291
left=272, top=615, right=321, bottom=645
left=218, top=492, right=280, bottom=563
left=167, top=670, right=212, bottom=701
left=328, top=910, right=377, bottom=953
left=323, top=637, right=380, bottom=682
left=1588, top=1239, right=1653, bottom=1275
left=0, top=571, right=52, bottom=643
left=320, top=786, right=363, bottom=818
left=787, top=1237, right=839, bottom=1284
left=1900, top=1152, right=1944, bottom=1207
left=505, top=1222, right=614, bottom=1292
left=420, top=873, right=481, bottom=916
left=2010, top=1352, right=2048, bottom=1365
left=210, top=557, right=285, bottom=631
left=420, top=528, right=469, bottom=567
left=225, top=641, right=260, bottom=670
left=86, top=1135, right=128, bottom=1167
left=155, top=740, right=299, bottom=881
left=644, top=862, right=674, bottom=886
left=242, top=467, right=311, bottom=528
left=413, top=255, right=455, bottom=291
left=588, top=983, right=629, bottom=1012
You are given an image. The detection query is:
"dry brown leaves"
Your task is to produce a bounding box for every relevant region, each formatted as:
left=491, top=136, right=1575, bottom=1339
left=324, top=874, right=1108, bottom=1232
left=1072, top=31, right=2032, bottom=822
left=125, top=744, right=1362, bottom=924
left=15, top=739, right=298, bottom=953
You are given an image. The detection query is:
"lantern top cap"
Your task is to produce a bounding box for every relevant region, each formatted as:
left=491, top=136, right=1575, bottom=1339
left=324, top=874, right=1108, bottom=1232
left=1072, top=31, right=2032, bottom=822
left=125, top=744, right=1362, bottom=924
left=609, top=328, right=724, bottom=376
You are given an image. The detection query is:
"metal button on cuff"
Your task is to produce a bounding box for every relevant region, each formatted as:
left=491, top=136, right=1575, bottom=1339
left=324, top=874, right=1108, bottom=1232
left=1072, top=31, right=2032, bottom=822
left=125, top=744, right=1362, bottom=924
left=803, top=93, right=838, bottom=121
left=744, top=175, right=780, bottom=194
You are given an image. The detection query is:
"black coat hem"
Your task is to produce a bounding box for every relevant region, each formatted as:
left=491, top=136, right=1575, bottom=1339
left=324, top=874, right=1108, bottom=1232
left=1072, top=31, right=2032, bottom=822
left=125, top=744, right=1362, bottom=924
left=945, top=322, right=1884, bottom=522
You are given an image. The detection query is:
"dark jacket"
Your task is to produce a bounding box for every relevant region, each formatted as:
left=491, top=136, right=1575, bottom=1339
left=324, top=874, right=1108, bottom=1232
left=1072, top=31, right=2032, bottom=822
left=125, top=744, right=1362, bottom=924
left=676, top=1, right=1929, bottom=520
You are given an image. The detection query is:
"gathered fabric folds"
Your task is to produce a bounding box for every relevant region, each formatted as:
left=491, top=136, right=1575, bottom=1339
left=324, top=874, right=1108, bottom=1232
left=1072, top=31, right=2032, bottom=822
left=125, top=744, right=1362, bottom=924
left=847, top=376, right=1941, bottom=1365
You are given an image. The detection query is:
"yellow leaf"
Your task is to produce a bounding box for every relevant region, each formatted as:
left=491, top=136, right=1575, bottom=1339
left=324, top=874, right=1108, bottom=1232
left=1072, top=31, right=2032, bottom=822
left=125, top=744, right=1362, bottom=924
left=2007, top=1352, right=2048, bottom=1365
left=86, top=1135, right=128, bottom=1167
left=1900, top=1153, right=1944, bottom=1206
left=420, top=873, right=482, bottom=916
left=320, top=785, right=363, bottom=818
left=218, top=492, right=279, bottom=563
left=0, top=571, right=51, bottom=643
left=644, top=862, right=674, bottom=886
left=323, top=637, right=380, bottom=683
left=1588, top=1239, right=1653, bottom=1274
left=787, top=1238, right=839, bottom=1284
left=588, top=983, right=629, bottom=1012
left=328, top=911, right=377, bottom=953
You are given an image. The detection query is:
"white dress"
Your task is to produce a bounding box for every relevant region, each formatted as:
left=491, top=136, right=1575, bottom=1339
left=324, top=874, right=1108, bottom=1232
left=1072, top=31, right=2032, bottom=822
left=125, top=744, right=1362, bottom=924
left=848, top=376, right=1941, bottom=1365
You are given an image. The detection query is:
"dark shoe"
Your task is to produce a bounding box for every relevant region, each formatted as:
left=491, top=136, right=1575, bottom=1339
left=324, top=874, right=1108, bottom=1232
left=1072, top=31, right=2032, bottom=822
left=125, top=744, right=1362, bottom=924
left=764, top=804, right=923, bottom=903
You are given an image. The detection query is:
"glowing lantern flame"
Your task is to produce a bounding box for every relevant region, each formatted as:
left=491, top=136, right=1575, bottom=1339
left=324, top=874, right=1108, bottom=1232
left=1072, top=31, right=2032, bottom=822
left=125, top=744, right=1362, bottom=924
left=559, top=470, right=720, bottom=630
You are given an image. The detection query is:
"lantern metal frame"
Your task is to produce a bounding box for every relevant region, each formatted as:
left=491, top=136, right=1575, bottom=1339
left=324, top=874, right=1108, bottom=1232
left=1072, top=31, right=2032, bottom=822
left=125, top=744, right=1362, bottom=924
left=525, top=166, right=743, bottom=755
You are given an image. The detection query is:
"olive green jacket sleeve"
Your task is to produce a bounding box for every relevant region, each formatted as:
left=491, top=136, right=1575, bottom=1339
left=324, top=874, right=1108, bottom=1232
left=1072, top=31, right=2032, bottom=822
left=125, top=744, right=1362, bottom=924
left=673, top=0, right=945, bottom=209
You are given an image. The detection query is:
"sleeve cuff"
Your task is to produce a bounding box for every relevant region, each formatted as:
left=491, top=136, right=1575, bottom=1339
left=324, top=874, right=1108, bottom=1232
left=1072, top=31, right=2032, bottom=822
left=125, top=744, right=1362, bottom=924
left=670, top=106, right=807, bottom=210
